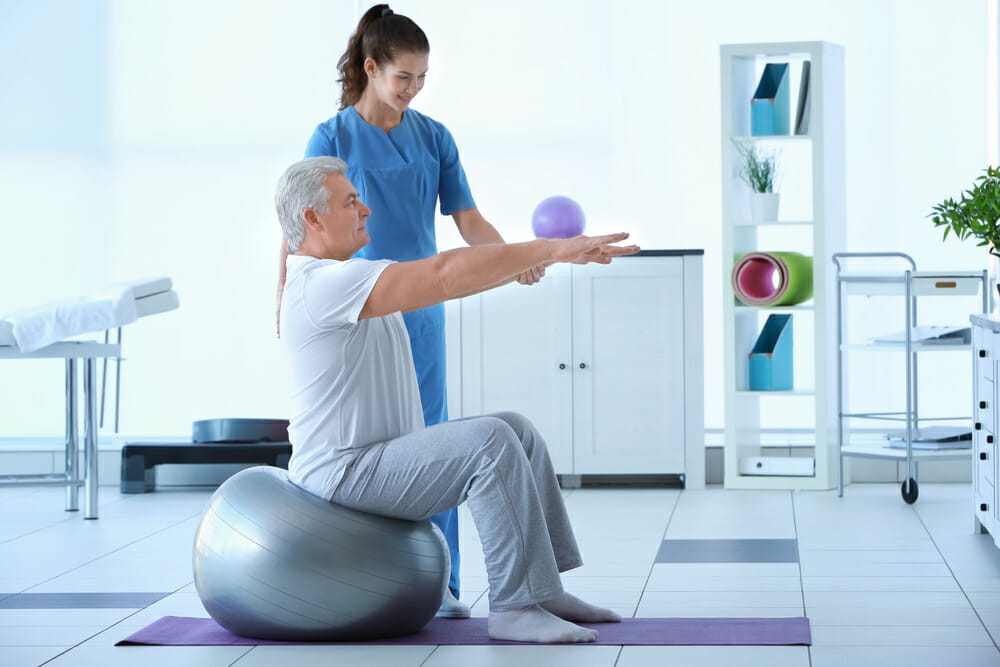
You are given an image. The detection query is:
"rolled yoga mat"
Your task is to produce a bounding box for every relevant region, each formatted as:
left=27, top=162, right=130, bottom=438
left=731, top=251, right=813, bottom=307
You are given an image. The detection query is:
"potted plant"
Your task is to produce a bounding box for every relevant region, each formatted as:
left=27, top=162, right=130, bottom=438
left=929, top=165, right=1000, bottom=254
left=734, top=140, right=779, bottom=222
left=929, top=165, right=1000, bottom=309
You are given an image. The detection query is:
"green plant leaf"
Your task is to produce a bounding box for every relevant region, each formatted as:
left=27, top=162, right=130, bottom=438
left=733, top=139, right=778, bottom=193
left=927, top=165, right=1000, bottom=253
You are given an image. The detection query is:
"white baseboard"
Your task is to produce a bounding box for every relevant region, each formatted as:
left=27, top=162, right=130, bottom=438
left=0, top=431, right=971, bottom=488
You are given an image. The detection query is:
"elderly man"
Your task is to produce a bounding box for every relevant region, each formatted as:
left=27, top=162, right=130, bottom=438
left=275, top=156, right=638, bottom=643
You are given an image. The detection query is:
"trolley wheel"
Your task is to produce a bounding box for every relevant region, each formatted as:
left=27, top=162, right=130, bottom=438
left=901, top=478, right=919, bottom=504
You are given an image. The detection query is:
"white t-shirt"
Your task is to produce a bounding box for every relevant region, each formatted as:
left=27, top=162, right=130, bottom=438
left=280, top=254, right=424, bottom=499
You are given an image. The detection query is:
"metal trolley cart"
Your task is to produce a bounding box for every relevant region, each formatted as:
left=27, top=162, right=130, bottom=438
left=833, top=252, right=988, bottom=503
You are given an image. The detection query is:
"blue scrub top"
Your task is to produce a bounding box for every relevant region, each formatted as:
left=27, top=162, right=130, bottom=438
left=305, top=106, right=471, bottom=594
left=304, top=106, right=476, bottom=338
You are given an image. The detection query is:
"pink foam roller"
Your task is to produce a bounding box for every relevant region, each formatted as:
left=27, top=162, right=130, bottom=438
left=731, top=252, right=813, bottom=307
left=736, top=256, right=782, bottom=301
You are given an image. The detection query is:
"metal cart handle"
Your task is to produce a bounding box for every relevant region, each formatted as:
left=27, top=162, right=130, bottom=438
left=832, top=251, right=916, bottom=272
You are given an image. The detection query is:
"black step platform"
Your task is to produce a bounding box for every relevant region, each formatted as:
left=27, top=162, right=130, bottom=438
left=121, top=419, right=292, bottom=493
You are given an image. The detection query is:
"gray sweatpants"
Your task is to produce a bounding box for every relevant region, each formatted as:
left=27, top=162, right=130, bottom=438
left=329, top=411, right=583, bottom=611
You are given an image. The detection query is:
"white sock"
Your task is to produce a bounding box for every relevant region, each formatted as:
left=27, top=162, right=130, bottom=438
left=488, top=604, right=598, bottom=643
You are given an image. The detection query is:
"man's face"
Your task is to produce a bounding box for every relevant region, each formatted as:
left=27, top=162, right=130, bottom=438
left=312, top=173, right=371, bottom=258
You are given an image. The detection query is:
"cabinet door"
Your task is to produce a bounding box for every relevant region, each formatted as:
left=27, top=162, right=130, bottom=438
left=571, top=258, right=686, bottom=474
left=459, top=264, right=574, bottom=472
left=992, top=331, right=1000, bottom=537
left=973, top=325, right=994, bottom=523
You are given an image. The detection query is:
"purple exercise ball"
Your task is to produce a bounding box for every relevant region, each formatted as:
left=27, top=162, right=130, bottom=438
left=531, top=195, right=586, bottom=239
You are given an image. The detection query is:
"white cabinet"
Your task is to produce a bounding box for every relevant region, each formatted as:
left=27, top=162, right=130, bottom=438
left=719, top=41, right=845, bottom=490
left=446, top=252, right=704, bottom=489
left=972, top=315, right=1000, bottom=551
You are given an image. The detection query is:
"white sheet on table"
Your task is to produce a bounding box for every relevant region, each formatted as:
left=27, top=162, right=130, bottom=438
left=0, top=277, right=175, bottom=353
left=118, top=276, right=172, bottom=300
left=135, top=290, right=180, bottom=317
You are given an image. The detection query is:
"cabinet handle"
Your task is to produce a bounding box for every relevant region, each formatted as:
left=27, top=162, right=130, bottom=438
left=980, top=349, right=988, bottom=358
left=976, top=422, right=982, bottom=431
left=989, top=435, right=995, bottom=444
left=981, top=452, right=989, bottom=461
left=579, top=362, right=587, bottom=369
left=981, top=401, right=988, bottom=409
left=558, top=363, right=566, bottom=370
left=982, top=503, right=989, bottom=512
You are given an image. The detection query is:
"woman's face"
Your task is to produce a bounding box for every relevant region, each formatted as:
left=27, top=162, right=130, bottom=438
left=365, top=51, right=429, bottom=113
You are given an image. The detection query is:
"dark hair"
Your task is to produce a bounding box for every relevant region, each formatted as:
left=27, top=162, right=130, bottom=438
left=337, top=4, right=429, bottom=110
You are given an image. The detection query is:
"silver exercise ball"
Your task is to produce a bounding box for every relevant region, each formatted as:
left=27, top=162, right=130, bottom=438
left=192, top=465, right=449, bottom=640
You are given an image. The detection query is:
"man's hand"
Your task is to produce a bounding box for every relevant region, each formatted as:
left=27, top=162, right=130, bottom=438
left=549, top=232, right=639, bottom=265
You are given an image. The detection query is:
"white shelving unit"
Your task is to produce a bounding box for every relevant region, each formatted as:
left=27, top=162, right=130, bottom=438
left=720, top=41, right=845, bottom=490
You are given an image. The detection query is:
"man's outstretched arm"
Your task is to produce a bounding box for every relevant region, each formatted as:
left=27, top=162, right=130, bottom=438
left=359, top=233, right=638, bottom=320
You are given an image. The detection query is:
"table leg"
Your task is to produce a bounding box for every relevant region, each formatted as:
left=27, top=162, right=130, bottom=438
left=64, top=359, right=79, bottom=512
left=83, top=358, right=99, bottom=519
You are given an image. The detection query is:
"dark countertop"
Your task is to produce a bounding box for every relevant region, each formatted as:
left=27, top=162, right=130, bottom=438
left=626, top=249, right=704, bottom=257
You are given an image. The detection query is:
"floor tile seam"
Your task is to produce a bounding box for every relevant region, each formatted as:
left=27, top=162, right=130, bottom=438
left=912, top=501, right=1000, bottom=652
left=418, top=643, right=440, bottom=667
left=800, top=573, right=958, bottom=577
left=9, top=509, right=204, bottom=599
left=232, top=646, right=263, bottom=662
left=25, top=646, right=75, bottom=666
left=803, top=605, right=987, bottom=610
left=799, top=551, right=946, bottom=557
left=806, top=642, right=1000, bottom=650
left=806, top=589, right=957, bottom=596
left=633, top=490, right=682, bottom=618
left=33, top=624, right=121, bottom=664
left=788, top=491, right=809, bottom=622
left=810, top=641, right=1000, bottom=648
left=0, top=514, right=81, bottom=548
left=34, top=581, right=197, bottom=663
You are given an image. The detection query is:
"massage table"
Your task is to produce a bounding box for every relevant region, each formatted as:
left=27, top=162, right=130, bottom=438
left=0, top=278, right=180, bottom=519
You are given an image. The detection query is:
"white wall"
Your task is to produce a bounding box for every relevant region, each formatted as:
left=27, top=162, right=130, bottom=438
left=0, top=0, right=993, bottom=437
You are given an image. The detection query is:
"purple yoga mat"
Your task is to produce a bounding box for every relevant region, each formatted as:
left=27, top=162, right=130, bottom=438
left=117, top=615, right=811, bottom=647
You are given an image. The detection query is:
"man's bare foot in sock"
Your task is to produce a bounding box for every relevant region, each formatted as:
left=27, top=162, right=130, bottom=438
left=488, top=604, right=598, bottom=643
left=540, top=592, right=622, bottom=623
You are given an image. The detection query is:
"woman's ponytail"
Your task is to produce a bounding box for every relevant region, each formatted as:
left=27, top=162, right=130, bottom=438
left=336, top=4, right=429, bottom=110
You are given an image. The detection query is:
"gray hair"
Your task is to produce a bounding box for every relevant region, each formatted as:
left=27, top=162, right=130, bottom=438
left=275, top=156, right=349, bottom=252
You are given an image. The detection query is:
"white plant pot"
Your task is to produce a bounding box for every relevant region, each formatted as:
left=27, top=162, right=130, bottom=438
left=750, top=191, right=780, bottom=222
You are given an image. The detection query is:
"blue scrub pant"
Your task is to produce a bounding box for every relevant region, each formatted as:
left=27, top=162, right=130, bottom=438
left=409, top=327, right=461, bottom=598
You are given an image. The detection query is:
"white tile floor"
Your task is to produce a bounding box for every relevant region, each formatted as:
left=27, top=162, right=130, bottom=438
left=1, top=482, right=999, bottom=666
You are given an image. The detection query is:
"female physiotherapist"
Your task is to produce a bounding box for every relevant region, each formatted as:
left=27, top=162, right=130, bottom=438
left=277, top=4, right=542, bottom=618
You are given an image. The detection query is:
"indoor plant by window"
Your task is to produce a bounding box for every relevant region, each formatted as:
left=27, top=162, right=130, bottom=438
left=929, top=165, right=1000, bottom=254
left=929, top=165, right=1000, bottom=308
left=735, top=140, right=779, bottom=222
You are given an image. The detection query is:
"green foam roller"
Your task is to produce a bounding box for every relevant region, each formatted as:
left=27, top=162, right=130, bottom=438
left=731, top=251, right=813, bottom=307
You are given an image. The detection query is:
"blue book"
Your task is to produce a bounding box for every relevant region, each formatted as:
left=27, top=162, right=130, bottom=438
left=751, top=63, right=790, bottom=136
